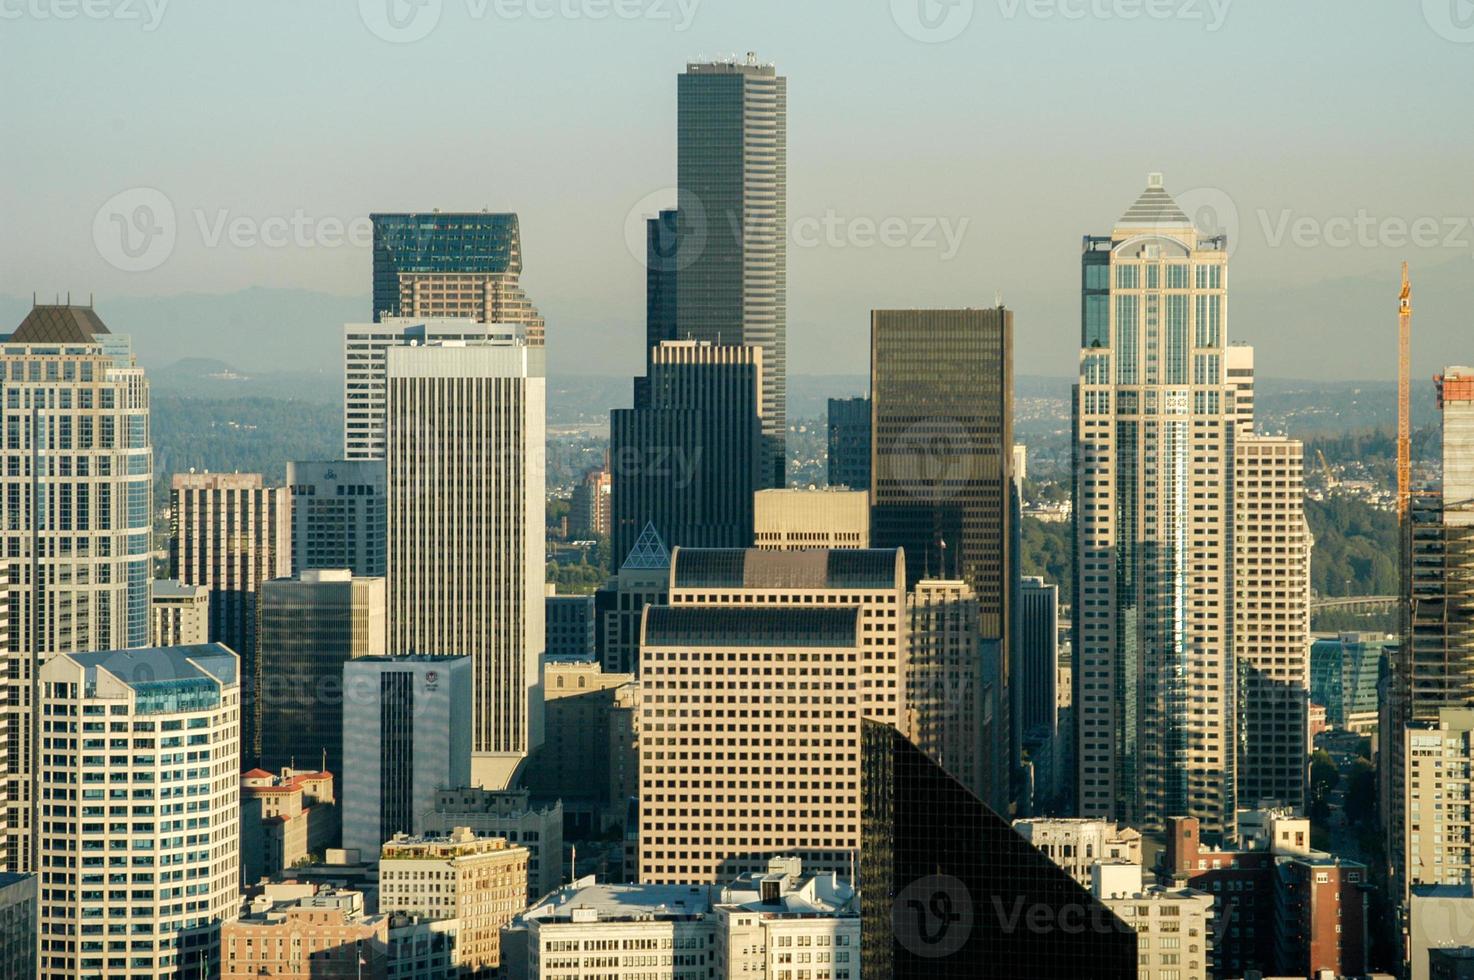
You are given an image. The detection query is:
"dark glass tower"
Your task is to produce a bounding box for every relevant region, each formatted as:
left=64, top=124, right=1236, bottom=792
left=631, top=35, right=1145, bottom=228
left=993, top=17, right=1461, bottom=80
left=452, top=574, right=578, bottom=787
left=610, top=342, right=763, bottom=563
left=645, top=209, right=679, bottom=361
left=860, top=721, right=1137, bottom=979
left=676, top=55, right=787, bottom=487
left=827, top=396, right=872, bottom=490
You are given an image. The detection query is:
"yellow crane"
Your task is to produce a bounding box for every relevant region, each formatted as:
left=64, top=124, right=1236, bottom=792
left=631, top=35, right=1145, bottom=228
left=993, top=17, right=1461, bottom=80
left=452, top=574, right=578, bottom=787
left=1316, top=449, right=1337, bottom=490
left=1398, top=262, right=1412, bottom=517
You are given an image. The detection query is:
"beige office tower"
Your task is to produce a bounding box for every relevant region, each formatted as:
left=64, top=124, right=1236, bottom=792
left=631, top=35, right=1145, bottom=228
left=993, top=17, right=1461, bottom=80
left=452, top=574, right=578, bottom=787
left=907, top=579, right=989, bottom=801
left=2, top=306, right=153, bottom=874
left=753, top=488, right=870, bottom=550
left=1402, top=708, right=1474, bottom=892
left=150, top=579, right=210, bottom=647
left=666, top=548, right=908, bottom=730
left=1234, top=435, right=1312, bottom=810
left=1226, top=343, right=1255, bottom=435
left=170, top=472, right=290, bottom=762
left=1074, top=174, right=1236, bottom=839
left=385, top=339, right=545, bottom=789
left=638, top=605, right=864, bottom=883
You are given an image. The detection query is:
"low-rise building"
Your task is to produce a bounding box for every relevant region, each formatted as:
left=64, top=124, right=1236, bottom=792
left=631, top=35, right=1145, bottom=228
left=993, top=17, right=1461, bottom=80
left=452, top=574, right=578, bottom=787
left=420, top=789, right=564, bottom=903
left=241, top=768, right=339, bottom=885
left=1012, top=818, right=1144, bottom=888
left=504, top=858, right=858, bottom=980
left=380, top=829, right=529, bottom=976
left=1091, top=863, right=1214, bottom=980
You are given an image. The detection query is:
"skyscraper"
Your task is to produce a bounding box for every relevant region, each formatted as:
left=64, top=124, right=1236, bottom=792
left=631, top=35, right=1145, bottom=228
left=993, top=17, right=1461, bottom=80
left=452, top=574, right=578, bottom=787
left=610, top=340, right=763, bottom=563
left=287, top=459, right=387, bottom=577
left=645, top=208, right=679, bottom=365
left=1233, top=434, right=1311, bottom=810
left=169, top=471, right=290, bottom=762
left=343, top=317, right=526, bottom=460
left=370, top=212, right=545, bottom=345
left=827, top=396, right=871, bottom=491
left=907, top=579, right=991, bottom=805
left=256, top=570, right=386, bottom=777
left=1019, top=576, right=1060, bottom=738
left=676, top=54, right=787, bottom=487
left=1, top=304, right=153, bottom=873
left=385, top=339, right=544, bottom=790
left=38, top=645, right=240, bottom=979
left=1073, top=174, right=1236, bottom=839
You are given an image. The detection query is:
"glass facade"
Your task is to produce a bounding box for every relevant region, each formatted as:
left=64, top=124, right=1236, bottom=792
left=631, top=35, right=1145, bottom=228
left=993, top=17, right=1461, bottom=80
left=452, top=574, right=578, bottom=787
left=860, top=721, right=1137, bottom=978
left=371, top=212, right=523, bottom=319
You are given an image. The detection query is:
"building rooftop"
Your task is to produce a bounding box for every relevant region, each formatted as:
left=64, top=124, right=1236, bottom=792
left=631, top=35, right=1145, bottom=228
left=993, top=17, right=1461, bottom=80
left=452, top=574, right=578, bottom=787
left=621, top=522, right=671, bottom=571
left=152, top=578, right=208, bottom=599
left=643, top=605, right=860, bottom=649
left=1115, top=173, right=1192, bottom=230
left=67, top=644, right=239, bottom=689
left=523, top=878, right=713, bottom=924
left=9, top=303, right=110, bottom=343
left=671, top=547, right=901, bottom=590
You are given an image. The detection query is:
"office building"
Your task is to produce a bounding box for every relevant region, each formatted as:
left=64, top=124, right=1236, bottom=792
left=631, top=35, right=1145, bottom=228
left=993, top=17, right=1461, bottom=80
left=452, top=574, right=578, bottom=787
left=859, top=721, right=1138, bottom=978
left=1073, top=174, right=1237, bottom=839
left=170, top=471, right=290, bottom=761
left=343, top=317, right=528, bottom=460
left=667, top=548, right=908, bottom=731
left=420, top=788, right=563, bottom=903
left=240, top=768, right=338, bottom=885
left=1234, top=434, right=1312, bottom=810
left=0, top=873, right=36, bottom=979
left=639, top=605, right=864, bottom=883
left=1, top=304, right=153, bottom=871
left=505, top=859, right=858, bottom=980
left=1311, top=632, right=1390, bottom=732
left=370, top=212, right=545, bottom=345
left=522, top=661, right=638, bottom=837
left=595, top=523, right=670, bottom=676
left=341, top=657, right=472, bottom=858
left=385, top=339, right=545, bottom=790
left=38, top=646, right=241, bottom=979
left=258, top=570, right=386, bottom=777
left=676, top=54, right=787, bottom=487
left=1411, top=886, right=1474, bottom=980
left=568, top=466, right=611, bottom=539
left=753, top=488, right=869, bottom=550
left=150, top=578, right=209, bottom=647
left=379, top=829, right=528, bottom=976
left=1019, top=576, right=1060, bottom=738
left=288, top=459, right=387, bottom=577
left=544, top=590, right=595, bottom=661
left=610, top=341, right=763, bottom=563
left=906, top=579, right=992, bottom=806
left=644, top=208, right=679, bottom=364
left=1012, top=818, right=1144, bottom=889
left=1090, top=863, right=1214, bottom=980
left=827, top=396, right=871, bottom=491
left=224, top=887, right=389, bottom=979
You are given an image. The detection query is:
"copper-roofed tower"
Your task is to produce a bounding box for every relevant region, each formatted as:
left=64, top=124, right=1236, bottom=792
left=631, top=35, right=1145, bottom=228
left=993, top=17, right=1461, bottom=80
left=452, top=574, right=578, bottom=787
left=2, top=302, right=152, bottom=873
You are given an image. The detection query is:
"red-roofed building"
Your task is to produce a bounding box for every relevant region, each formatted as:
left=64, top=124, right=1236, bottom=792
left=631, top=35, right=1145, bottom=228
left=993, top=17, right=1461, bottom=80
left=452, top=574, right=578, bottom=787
left=242, top=768, right=339, bottom=886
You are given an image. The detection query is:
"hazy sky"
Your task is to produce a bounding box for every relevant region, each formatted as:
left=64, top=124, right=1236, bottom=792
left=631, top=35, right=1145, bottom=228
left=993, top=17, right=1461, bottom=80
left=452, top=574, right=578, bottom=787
left=3, top=0, right=1473, bottom=380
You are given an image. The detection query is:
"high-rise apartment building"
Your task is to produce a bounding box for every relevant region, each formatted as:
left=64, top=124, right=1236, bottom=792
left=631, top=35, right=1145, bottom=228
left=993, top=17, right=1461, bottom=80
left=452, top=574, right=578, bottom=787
left=568, top=466, right=611, bottom=539
left=827, top=396, right=871, bottom=491
left=667, top=548, right=908, bottom=731
left=370, top=212, right=545, bottom=345
left=385, top=339, right=544, bottom=789
left=906, top=579, right=991, bottom=805
left=1, top=304, right=153, bottom=872
left=170, top=471, right=290, bottom=762
left=149, top=579, right=209, bottom=647
left=1072, top=174, right=1236, bottom=839
left=638, top=605, right=864, bottom=883
left=379, top=829, right=528, bottom=976
left=1234, top=434, right=1312, bottom=810
left=675, top=55, right=787, bottom=487
left=38, top=646, right=240, bottom=979
left=1402, top=708, right=1474, bottom=893
left=257, top=570, right=386, bottom=777
left=287, top=459, right=387, bottom=577
left=341, top=657, right=472, bottom=859
left=343, top=317, right=527, bottom=460
left=610, top=341, right=763, bottom=563
left=753, top=488, right=869, bottom=550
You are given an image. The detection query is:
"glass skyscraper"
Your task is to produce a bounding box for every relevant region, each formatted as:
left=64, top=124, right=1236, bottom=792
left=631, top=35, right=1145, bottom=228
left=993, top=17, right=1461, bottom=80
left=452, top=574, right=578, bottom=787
left=675, top=55, right=787, bottom=488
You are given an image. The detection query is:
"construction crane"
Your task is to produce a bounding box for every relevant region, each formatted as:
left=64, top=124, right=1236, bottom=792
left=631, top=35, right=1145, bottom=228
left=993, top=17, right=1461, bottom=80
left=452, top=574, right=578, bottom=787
left=1397, top=262, right=1412, bottom=518
left=1316, top=449, right=1337, bottom=490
